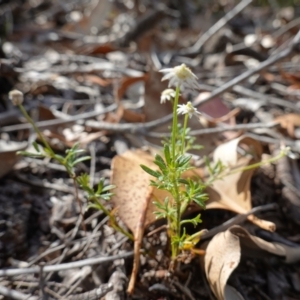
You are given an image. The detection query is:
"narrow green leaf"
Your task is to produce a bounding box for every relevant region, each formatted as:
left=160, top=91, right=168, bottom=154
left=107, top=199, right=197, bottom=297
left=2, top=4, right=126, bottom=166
left=176, top=154, right=191, bottom=167
left=96, top=179, right=104, bottom=194
left=17, top=151, right=45, bottom=158
left=53, top=154, right=65, bottom=164
left=140, top=164, right=161, bottom=178
left=154, top=154, right=166, bottom=171
left=77, top=173, right=90, bottom=185
left=71, top=156, right=91, bottom=166
left=164, top=144, right=171, bottom=165
left=178, top=178, right=189, bottom=185
left=102, top=185, right=116, bottom=192
left=32, top=141, right=40, bottom=153
left=101, top=192, right=114, bottom=201
left=193, top=196, right=207, bottom=208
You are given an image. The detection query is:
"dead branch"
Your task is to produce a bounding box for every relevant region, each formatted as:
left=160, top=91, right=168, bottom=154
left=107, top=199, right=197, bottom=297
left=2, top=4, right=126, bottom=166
left=179, top=0, right=253, bottom=56
left=0, top=252, right=134, bottom=277
left=194, top=29, right=300, bottom=107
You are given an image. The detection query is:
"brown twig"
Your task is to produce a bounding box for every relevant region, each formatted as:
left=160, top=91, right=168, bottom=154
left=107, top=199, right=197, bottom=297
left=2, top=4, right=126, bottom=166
left=127, top=192, right=152, bottom=294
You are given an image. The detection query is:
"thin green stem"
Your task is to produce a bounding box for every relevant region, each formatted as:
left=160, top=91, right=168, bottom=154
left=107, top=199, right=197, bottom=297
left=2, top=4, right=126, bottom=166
left=229, top=151, right=286, bottom=174
left=18, top=104, right=55, bottom=157
left=211, top=150, right=287, bottom=184
left=181, top=114, right=189, bottom=155
left=171, top=177, right=181, bottom=260
left=168, top=85, right=181, bottom=261
left=185, top=229, right=207, bottom=242
left=91, top=197, right=134, bottom=241
left=171, top=86, right=180, bottom=163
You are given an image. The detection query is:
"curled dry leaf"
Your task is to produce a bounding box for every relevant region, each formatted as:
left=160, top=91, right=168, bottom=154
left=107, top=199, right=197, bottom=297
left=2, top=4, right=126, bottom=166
left=204, top=225, right=300, bottom=300
left=204, top=228, right=241, bottom=300
left=205, top=136, right=275, bottom=231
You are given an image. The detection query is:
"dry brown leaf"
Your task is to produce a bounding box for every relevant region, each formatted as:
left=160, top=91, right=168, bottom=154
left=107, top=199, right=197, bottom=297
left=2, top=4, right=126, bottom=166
left=204, top=225, right=300, bottom=300
left=204, top=229, right=241, bottom=300
left=80, top=43, right=116, bottom=55
left=205, top=136, right=275, bottom=231
left=274, top=113, right=300, bottom=138
left=122, top=108, right=145, bottom=123
left=83, top=74, right=111, bottom=87
left=117, top=75, right=148, bottom=100
left=110, top=149, right=169, bottom=294
left=111, top=149, right=159, bottom=230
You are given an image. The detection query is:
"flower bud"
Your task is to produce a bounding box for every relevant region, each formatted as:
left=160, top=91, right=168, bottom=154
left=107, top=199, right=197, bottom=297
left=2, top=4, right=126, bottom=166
left=9, top=89, right=24, bottom=106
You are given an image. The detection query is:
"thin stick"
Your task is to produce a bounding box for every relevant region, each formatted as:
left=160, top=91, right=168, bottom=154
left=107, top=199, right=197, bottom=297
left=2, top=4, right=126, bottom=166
left=232, top=85, right=300, bottom=112
left=0, top=252, right=134, bottom=277
left=201, top=203, right=277, bottom=240
left=0, top=103, right=117, bottom=133
left=39, top=263, right=46, bottom=300
left=0, top=285, right=38, bottom=300
left=145, top=122, right=279, bottom=138
left=72, top=178, right=86, bottom=232
left=193, top=29, right=300, bottom=107
left=89, top=143, right=96, bottom=187
left=179, top=0, right=253, bottom=56
left=65, top=283, right=113, bottom=300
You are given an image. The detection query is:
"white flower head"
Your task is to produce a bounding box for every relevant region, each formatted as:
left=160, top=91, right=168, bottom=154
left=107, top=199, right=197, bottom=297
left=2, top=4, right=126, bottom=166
left=9, top=89, right=23, bottom=106
left=280, top=145, right=299, bottom=159
left=160, top=88, right=176, bottom=104
left=159, top=64, right=200, bottom=91
left=177, top=101, right=200, bottom=119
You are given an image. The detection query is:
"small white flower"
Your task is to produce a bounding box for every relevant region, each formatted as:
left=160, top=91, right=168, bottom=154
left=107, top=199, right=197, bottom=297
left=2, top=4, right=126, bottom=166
left=8, top=89, right=23, bottom=106
left=160, top=88, right=176, bottom=104
left=280, top=145, right=299, bottom=159
left=177, top=101, right=200, bottom=119
left=159, top=64, right=200, bottom=90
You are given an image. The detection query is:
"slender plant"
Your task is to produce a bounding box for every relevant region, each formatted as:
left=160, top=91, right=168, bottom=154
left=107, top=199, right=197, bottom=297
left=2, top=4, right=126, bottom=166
left=141, top=64, right=291, bottom=269
left=141, top=64, right=211, bottom=266
left=8, top=90, right=133, bottom=240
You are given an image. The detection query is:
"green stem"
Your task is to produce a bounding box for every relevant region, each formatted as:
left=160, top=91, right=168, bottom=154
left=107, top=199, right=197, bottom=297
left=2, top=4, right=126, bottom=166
left=171, top=86, right=180, bottom=163
left=212, top=150, right=287, bottom=184
left=230, top=151, right=286, bottom=174
left=171, top=175, right=181, bottom=261
left=185, top=229, right=207, bottom=242
left=18, top=104, right=55, bottom=157
left=92, top=197, right=134, bottom=241
left=181, top=114, right=189, bottom=155
left=169, top=85, right=181, bottom=261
